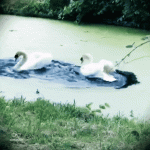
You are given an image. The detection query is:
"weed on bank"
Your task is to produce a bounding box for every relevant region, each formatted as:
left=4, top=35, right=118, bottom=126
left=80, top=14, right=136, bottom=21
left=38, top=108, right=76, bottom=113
left=0, top=96, right=150, bottom=150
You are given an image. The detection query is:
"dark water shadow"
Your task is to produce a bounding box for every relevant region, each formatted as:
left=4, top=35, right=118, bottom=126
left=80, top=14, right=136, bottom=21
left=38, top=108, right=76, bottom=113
left=0, top=58, right=139, bottom=89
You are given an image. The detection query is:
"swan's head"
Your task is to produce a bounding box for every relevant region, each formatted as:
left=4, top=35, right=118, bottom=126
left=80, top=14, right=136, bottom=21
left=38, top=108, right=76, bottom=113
left=14, top=51, right=26, bottom=61
left=14, top=54, right=19, bottom=61
left=80, top=53, right=93, bottom=64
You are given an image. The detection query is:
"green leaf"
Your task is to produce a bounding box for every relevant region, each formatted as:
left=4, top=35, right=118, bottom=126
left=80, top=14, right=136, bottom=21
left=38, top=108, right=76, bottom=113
left=141, top=37, right=148, bottom=40
left=91, top=111, right=96, bottom=115
left=86, top=102, right=93, bottom=110
left=141, top=36, right=150, bottom=40
left=99, top=105, right=105, bottom=109
left=94, top=109, right=102, bottom=113
left=126, top=42, right=135, bottom=48
left=105, top=103, right=110, bottom=108
left=126, top=45, right=133, bottom=48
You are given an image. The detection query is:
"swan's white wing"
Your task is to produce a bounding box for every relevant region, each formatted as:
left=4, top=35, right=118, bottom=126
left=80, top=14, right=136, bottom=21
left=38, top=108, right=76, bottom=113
left=98, top=60, right=117, bottom=82
left=80, top=63, right=103, bottom=77
left=80, top=60, right=117, bottom=82
left=33, top=56, right=53, bottom=69
left=99, top=59, right=115, bottom=72
left=19, top=52, right=53, bottom=70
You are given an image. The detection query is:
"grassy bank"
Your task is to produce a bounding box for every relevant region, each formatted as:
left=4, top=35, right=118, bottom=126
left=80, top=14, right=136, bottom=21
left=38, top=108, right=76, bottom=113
left=0, top=96, right=150, bottom=150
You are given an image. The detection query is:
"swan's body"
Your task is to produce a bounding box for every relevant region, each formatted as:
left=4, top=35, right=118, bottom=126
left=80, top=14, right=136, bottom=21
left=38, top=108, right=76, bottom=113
left=80, top=53, right=117, bottom=82
left=13, top=51, right=53, bottom=71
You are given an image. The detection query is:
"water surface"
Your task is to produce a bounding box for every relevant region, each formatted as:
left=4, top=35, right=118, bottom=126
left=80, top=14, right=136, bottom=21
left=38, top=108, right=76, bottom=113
left=0, top=15, right=150, bottom=120
left=0, top=57, right=139, bottom=88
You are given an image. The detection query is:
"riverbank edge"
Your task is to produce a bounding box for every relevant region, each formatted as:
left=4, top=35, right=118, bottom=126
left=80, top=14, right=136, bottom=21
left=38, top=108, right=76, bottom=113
left=0, top=96, right=150, bottom=150
left=0, top=0, right=150, bottom=30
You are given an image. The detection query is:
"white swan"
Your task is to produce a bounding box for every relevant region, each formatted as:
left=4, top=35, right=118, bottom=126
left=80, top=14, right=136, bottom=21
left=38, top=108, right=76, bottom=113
left=13, top=51, right=53, bottom=71
left=80, top=53, right=117, bottom=82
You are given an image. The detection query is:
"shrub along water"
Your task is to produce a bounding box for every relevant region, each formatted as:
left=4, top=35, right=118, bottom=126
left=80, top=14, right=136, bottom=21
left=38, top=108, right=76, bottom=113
left=0, top=96, right=150, bottom=150
left=0, top=0, right=150, bottom=30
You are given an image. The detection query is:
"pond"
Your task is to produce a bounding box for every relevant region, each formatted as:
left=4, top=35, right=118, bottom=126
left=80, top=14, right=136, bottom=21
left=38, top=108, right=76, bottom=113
left=0, top=14, right=150, bottom=120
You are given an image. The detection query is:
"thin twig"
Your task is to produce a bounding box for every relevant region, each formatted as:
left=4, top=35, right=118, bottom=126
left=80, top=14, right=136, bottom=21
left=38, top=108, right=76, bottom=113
left=124, top=55, right=150, bottom=64
left=115, top=40, right=150, bottom=67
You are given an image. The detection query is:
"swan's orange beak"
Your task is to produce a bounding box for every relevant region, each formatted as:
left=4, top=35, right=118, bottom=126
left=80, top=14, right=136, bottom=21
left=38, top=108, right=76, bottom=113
left=14, top=54, right=19, bottom=61
left=80, top=57, right=83, bottom=64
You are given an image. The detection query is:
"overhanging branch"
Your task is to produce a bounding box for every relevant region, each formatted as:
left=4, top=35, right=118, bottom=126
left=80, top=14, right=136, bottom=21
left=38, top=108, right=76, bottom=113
left=115, top=40, right=150, bottom=67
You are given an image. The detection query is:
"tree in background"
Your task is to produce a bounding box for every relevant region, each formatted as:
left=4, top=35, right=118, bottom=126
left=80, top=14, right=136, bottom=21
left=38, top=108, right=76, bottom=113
left=0, top=0, right=150, bottom=30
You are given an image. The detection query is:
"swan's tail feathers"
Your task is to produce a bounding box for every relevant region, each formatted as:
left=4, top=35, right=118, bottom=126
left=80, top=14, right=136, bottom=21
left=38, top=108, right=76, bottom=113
left=102, top=73, right=117, bottom=82
left=116, top=69, right=140, bottom=87
left=103, top=64, right=115, bottom=73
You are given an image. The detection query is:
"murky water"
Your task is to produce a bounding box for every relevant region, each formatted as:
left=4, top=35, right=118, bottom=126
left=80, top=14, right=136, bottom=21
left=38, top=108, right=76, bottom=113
left=0, top=15, right=150, bottom=120
left=0, top=57, right=139, bottom=88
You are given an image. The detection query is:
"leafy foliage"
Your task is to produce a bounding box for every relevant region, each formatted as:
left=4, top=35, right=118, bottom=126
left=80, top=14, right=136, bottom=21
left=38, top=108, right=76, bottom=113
left=50, top=0, right=70, bottom=10
left=0, top=0, right=150, bottom=29
left=62, top=0, right=123, bottom=23
left=121, top=0, right=150, bottom=28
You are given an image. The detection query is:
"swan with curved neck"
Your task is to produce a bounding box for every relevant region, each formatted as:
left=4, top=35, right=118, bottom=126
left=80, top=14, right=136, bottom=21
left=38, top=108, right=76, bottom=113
left=13, top=51, right=53, bottom=71
left=80, top=53, right=117, bottom=82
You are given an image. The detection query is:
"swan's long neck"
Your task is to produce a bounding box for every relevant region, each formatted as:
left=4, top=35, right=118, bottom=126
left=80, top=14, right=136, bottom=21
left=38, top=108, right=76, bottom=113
left=21, top=52, right=27, bottom=62
left=18, top=52, right=27, bottom=65
left=14, top=52, right=27, bottom=70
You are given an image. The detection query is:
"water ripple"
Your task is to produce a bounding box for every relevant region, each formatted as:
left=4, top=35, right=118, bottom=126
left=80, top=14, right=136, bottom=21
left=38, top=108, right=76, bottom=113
left=0, top=58, right=139, bottom=89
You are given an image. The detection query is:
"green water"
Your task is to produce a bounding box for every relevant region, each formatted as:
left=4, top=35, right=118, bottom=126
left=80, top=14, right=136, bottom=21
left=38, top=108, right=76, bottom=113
left=0, top=14, right=150, bottom=120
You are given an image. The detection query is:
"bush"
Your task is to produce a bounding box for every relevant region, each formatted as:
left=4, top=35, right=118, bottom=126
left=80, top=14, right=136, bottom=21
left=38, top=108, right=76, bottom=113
left=0, top=0, right=150, bottom=29
left=122, top=0, right=150, bottom=29
left=50, top=0, right=70, bottom=10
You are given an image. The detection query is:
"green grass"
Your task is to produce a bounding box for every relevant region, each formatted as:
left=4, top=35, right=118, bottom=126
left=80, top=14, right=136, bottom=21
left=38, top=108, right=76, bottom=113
left=0, top=96, right=150, bottom=150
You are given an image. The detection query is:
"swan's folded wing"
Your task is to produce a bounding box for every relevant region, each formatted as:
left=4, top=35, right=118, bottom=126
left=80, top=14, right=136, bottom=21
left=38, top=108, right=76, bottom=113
left=20, top=57, right=52, bottom=70
left=99, top=59, right=115, bottom=73
left=102, top=72, right=117, bottom=82
left=80, top=63, right=102, bottom=76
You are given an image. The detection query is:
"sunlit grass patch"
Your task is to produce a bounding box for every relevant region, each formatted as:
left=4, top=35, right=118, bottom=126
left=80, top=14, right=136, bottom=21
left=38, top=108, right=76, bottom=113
left=0, top=96, right=150, bottom=149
